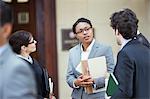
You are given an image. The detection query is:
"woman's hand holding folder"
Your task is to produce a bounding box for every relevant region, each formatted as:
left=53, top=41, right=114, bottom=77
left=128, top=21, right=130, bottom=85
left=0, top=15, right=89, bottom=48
left=74, top=75, right=94, bottom=87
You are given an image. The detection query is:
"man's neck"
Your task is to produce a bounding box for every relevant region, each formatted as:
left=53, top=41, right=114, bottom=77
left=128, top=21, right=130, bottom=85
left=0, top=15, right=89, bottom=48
left=82, top=39, right=94, bottom=51
left=120, top=37, right=131, bottom=50
left=20, top=52, right=30, bottom=58
left=82, top=43, right=90, bottom=51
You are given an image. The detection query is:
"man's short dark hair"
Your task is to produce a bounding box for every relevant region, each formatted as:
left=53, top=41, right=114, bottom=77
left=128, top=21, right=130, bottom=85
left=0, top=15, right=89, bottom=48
left=9, top=30, right=32, bottom=54
left=0, top=1, right=13, bottom=26
left=72, top=18, right=93, bottom=34
left=110, top=8, right=138, bottom=39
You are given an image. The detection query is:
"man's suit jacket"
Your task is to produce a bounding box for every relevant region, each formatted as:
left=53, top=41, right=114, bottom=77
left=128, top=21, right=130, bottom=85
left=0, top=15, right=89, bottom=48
left=137, top=33, right=150, bottom=48
left=111, top=39, right=150, bottom=99
left=66, top=41, right=115, bottom=99
left=0, top=44, right=37, bottom=99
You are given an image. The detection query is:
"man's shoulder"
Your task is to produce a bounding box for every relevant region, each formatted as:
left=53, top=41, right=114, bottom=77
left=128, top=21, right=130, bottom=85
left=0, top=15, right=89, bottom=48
left=120, top=39, right=148, bottom=56
left=123, top=39, right=142, bottom=50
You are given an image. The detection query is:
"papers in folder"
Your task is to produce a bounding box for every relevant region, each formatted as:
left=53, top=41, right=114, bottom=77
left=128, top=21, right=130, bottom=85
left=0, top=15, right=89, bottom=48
left=76, top=56, right=107, bottom=78
left=49, top=78, right=53, bottom=94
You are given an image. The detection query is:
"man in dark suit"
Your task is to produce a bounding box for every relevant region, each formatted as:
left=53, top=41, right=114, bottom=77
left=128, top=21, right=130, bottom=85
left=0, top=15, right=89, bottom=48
left=109, top=8, right=150, bottom=99
left=110, top=8, right=150, bottom=49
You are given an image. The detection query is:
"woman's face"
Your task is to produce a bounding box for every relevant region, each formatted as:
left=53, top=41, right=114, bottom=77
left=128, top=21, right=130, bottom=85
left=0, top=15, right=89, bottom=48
left=26, top=37, right=37, bottom=54
left=75, top=22, right=94, bottom=46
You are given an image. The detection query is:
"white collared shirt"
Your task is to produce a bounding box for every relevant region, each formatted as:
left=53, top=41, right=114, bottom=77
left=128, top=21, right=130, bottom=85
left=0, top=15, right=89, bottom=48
left=80, top=39, right=98, bottom=90
left=137, top=30, right=140, bottom=35
left=73, top=39, right=95, bottom=88
left=81, top=39, right=95, bottom=60
left=17, top=55, right=33, bottom=64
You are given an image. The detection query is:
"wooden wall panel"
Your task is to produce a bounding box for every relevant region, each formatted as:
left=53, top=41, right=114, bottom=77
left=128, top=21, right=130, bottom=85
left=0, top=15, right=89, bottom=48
left=36, top=0, right=58, bottom=98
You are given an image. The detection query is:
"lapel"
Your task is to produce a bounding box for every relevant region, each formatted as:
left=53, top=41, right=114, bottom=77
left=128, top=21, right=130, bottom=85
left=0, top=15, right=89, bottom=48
left=72, top=44, right=82, bottom=76
left=74, top=43, right=82, bottom=66
left=74, top=42, right=99, bottom=63
left=88, top=42, right=99, bottom=59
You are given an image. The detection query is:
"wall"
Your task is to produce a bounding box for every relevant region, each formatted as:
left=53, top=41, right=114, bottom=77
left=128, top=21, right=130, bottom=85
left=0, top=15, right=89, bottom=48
left=146, top=0, right=150, bottom=41
left=56, top=0, right=149, bottom=99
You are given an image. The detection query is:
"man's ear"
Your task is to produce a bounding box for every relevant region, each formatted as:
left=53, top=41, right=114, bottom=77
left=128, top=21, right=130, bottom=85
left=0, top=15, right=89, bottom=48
left=2, top=23, right=12, bottom=38
left=115, top=29, right=120, bottom=36
left=21, top=45, right=26, bottom=51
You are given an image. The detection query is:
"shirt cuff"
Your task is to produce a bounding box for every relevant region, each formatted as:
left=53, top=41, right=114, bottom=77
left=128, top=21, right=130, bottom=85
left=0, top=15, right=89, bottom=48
left=93, top=83, right=96, bottom=89
left=73, top=80, right=80, bottom=88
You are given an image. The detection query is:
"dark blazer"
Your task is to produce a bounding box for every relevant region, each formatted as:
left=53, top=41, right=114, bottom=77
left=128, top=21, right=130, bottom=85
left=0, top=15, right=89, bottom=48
left=22, top=58, right=50, bottom=99
left=137, top=33, right=150, bottom=48
left=111, top=39, right=150, bottom=99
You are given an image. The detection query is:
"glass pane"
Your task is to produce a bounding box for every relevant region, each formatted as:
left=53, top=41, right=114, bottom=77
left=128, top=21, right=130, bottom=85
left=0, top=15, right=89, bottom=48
left=2, top=0, right=12, bottom=3
left=17, top=0, right=28, bottom=3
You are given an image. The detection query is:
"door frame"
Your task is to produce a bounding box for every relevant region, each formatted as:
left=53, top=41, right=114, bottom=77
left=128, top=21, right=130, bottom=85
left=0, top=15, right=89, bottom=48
left=35, top=0, right=58, bottom=98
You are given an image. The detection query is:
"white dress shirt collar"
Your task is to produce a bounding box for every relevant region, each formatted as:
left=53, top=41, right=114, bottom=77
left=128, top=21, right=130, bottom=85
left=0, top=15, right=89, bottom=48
left=137, top=30, right=140, bottom=35
left=81, top=39, right=95, bottom=60
left=81, top=39, right=95, bottom=52
left=17, top=54, right=33, bottom=64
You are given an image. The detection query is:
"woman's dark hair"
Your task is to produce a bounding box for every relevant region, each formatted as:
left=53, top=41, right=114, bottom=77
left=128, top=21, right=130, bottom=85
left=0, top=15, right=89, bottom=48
left=72, top=18, right=92, bottom=34
left=110, top=8, right=138, bottom=39
left=9, top=30, right=32, bottom=54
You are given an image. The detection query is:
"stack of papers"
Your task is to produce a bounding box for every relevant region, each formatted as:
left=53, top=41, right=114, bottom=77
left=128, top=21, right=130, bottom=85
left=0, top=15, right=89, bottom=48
left=49, top=78, right=53, bottom=94
left=76, top=56, right=107, bottom=78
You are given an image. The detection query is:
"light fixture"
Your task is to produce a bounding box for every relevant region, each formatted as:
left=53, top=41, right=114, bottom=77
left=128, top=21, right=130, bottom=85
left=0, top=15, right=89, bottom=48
left=17, top=0, right=29, bottom=3
left=2, top=0, right=12, bottom=3
left=2, top=0, right=29, bottom=3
